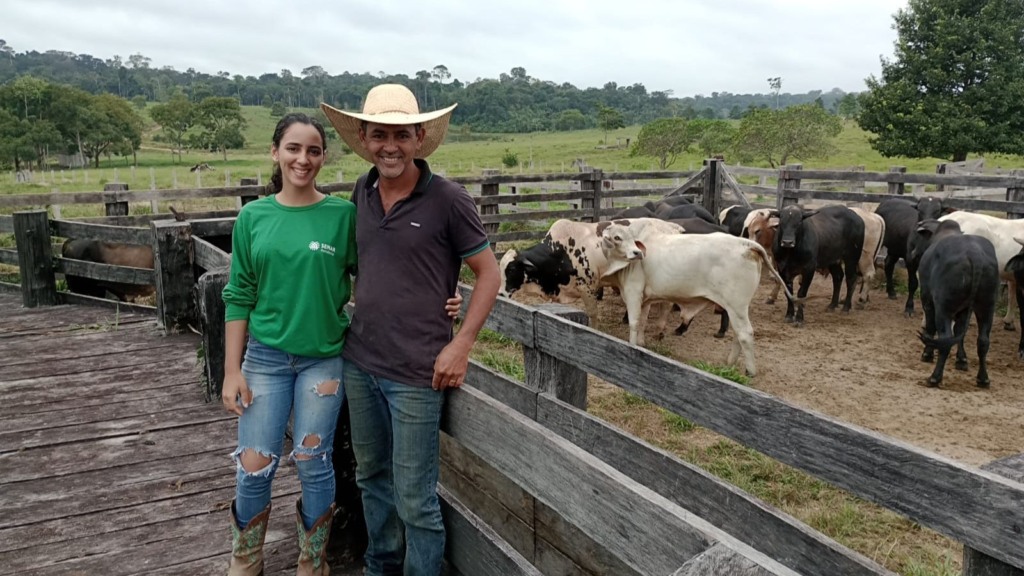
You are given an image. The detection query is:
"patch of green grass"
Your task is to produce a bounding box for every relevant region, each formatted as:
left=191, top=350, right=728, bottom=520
left=622, top=392, right=651, bottom=407
left=660, top=410, right=695, bottom=433
left=477, top=328, right=516, bottom=346
left=690, top=360, right=750, bottom=386
left=475, top=349, right=525, bottom=381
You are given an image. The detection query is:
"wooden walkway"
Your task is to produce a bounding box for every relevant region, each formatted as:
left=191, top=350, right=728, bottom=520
left=0, top=293, right=359, bottom=575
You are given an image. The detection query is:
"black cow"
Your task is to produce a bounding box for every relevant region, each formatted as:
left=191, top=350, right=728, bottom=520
left=61, top=239, right=155, bottom=301
left=909, top=219, right=999, bottom=387
left=611, top=204, right=657, bottom=219
left=718, top=205, right=753, bottom=236
left=772, top=205, right=864, bottom=326
left=1006, top=238, right=1024, bottom=360
left=667, top=217, right=728, bottom=235
left=658, top=194, right=694, bottom=207
left=874, top=197, right=953, bottom=316
left=498, top=242, right=574, bottom=299
left=654, top=202, right=716, bottom=224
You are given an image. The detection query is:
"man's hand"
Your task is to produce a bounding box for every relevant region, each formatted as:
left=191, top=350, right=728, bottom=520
left=432, top=339, right=471, bottom=391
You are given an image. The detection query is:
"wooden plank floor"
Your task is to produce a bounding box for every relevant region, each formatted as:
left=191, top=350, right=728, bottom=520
left=0, top=293, right=361, bottom=575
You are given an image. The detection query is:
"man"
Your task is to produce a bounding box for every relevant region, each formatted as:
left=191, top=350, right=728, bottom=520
left=321, top=85, right=500, bottom=576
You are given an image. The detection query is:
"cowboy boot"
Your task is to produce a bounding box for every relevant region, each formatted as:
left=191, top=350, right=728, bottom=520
left=295, top=499, right=335, bottom=576
left=228, top=501, right=271, bottom=576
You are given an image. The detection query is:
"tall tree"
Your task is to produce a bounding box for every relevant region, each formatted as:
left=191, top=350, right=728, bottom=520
left=733, top=104, right=842, bottom=167
left=596, top=106, right=624, bottom=145
left=192, top=97, right=246, bottom=161
left=149, top=93, right=195, bottom=163
left=630, top=117, right=692, bottom=169
left=78, top=93, right=143, bottom=167
left=858, top=0, right=1024, bottom=162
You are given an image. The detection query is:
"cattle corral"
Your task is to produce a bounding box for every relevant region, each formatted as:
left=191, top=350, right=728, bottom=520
left=2, top=163, right=1024, bottom=575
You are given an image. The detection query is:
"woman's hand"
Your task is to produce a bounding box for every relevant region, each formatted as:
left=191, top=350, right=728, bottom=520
left=222, top=371, right=252, bottom=416
left=445, top=290, right=464, bottom=318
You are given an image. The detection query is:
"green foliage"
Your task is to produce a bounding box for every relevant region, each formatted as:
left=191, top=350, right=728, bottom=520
left=631, top=117, right=691, bottom=169
left=270, top=100, right=287, bottom=118
left=734, top=104, right=842, bottom=168
left=690, top=360, right=750, bottom=386
left=131, top=95, right=147, bottom=110
left=192, top=97, right=247, bottom=161
left=500, top=148, right=519, bottom=168
left=834, top=93, right=860, bottom=119
left=688, top=118, right=736, bottom=158
left=596, top=106, right=625, bottom=144
left=554, top=109, right=587, bottom=131
left=661, top=410, right=695, bottom=433
left=858, top=0, right=1024, bottom=162
left=149, top=93, right=195, bottom=163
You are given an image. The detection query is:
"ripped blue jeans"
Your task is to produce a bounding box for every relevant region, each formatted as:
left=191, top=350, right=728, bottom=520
left=232, top=336, right=344, bottom=530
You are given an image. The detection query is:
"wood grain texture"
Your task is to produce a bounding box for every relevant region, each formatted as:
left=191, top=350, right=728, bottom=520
left=151, top=219, right=195, bottom=332
left=193, top=236, right=231, bottom=271
left=54, top=256, right=155, bottom=285
left=13, top=210, right=57, bottom=307
left=443, top=385, right=799, bottom=576
left=439, top=484, right=542, bottom=576
left=530, top=312, right=1024, bottom=569
left=50, top=219, right=150, bottom=244
left=536, top=394, right=892, bottom=576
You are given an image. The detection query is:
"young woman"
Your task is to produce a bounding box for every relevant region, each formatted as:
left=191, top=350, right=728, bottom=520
left=220, top=113, right=460, bottom=575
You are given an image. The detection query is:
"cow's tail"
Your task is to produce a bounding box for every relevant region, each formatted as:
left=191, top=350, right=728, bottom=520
left=918, top=331, right=964, bottom=351
left=749, top=243, right=802, bottom=303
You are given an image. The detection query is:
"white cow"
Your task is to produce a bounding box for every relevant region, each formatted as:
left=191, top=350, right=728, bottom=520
left=499, top=218, right=683, bottom=320
left=938, top=211, right=1024, bottom=330
left=849, top=207, right=886, bottom=306
left=600, top=223, right=794, bottom=376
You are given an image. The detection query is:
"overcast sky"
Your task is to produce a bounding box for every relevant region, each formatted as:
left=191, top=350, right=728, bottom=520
left=2, top=0, right=908, bottom=97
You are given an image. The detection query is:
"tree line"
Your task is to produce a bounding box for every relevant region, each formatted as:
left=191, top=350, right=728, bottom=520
left=0, top=42, right=852, bottom=133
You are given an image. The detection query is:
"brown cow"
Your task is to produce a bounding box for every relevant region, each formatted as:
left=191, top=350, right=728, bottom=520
left=61, top=239, right=155, bottom=301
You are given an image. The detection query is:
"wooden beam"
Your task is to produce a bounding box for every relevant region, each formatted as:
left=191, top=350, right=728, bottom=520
left=537, top=394, right=891, bottom=576
left=530, top=313, right=1024, bottom=569
left=192, top=237, right=231, bottom=271
left=443, top=385, right=799, bottom=575
left=0, top=248, right=18, bottom=266
left=439, top=484, right=543, bottom=576
left=664, top=167, right=707, bottom=198
left=13, top=211, right=57, bottom=307
left=779, top=188, right=1024, bottom=213
left=151, top=220, right=195, bottom=333
left=0, top=215, right=12, bottom=234
left=188, top=217, right=236, bottom=238
left=525, top=305, right=588, bottom=410
left=963, top=454, right=1024, bottom=575
left=56, top=291, right=157, bottom=314
left=54, top=258, right=155, bottom=285
left=50, top=220, right=150, bottom=245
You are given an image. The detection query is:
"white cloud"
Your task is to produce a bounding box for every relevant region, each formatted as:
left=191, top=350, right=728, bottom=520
left=1, top=0, right=907, bottom=95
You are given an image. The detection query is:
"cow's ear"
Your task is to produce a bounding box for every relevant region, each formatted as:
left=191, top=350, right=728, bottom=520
left=801, top=209, right=819, bottom=220
left=596, top=221, right=612, bottom=236
left=635, top=240, right=647, bottom=257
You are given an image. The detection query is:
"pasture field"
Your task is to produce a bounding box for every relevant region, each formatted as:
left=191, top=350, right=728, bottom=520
left=471, top=267, right=1024, bottom=576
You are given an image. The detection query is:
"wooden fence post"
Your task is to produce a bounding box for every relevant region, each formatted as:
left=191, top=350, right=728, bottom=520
left=776, top=164, right=802, bottom=210
left=962, top=453, right=1024, bottom=575
left=702, top=159, right=722, bottom=218
left=239, top=177, right=260, bottom=206
left=196, top=268, right=229, bottom=402
left=13, top=210, right=57, bottom=307
left=481, top=178, right=500, bottom=236
left=936, top=163, right=948, bottom=193
left=525, top=304, right=589, bottom=409
left=1006, top=169, right=1024, bottom=221
left=887, top=166, right=907, bottom=195
left=850, top=166, right=865, bottom=193
left=151, top=220, right=195, bottom=333
left=103, top=183, right=129, bottom=216
left=579, top=169, right=603, bottom=222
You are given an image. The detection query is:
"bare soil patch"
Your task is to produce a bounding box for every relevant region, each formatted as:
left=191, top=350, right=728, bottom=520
left=586, top=272, right=1024, bottom=467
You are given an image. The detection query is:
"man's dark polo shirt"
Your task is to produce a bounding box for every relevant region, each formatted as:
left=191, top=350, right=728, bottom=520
left=342, top=159, right=490, bottom=387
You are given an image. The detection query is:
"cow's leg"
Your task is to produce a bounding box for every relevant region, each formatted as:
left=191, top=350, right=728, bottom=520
left=975, top=302, right=994, bottom=387
left=580, top=289, right=600, bottom=326
left=783, top=273, right=797, bottom=323
left=841, top=258, right=858, bottom=313
left=726, top=307, right=757, bottom=376
left=714, top=307, right=729, bottom=339
left=952, top=308, right=971, bottom=371
left=650, top=302, right=671, bottom=341
left=794, top=271, right=813, bottom=327
left=884, top=253, right=900, bottom=300
left=1004, top=279, right=1018, bottom=331
left=620, top=286, right=645, bottom=346
left=920, top=293, right=937, bottom=363
left=826, top=263, right=844, bottom=311
left=927, top=312, right=954, bottom=387
left=904, top=261, right=919, bottom=318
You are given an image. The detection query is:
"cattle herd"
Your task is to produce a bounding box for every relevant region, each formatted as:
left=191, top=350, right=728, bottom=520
left=499, top=195, right=1024, bottom=388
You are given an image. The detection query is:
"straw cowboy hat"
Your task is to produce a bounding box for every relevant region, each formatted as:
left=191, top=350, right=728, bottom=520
left=320, top=84, right=457, bottom=164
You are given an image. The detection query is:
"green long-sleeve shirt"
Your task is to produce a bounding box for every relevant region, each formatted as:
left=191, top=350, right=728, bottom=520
left=222, top=194, right=357, bottom=357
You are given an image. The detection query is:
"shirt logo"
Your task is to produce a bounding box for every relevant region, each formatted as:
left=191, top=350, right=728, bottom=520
left=410, top=222, right=421, bottom=228
left=308, top=241, right=336, bottom=255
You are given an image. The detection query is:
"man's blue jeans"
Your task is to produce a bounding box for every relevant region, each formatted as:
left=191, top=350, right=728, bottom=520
left=343, top=361, right=445, bottom=576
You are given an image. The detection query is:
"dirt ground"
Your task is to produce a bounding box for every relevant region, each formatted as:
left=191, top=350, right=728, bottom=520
left=566, top=271, right=1024, bottom=467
